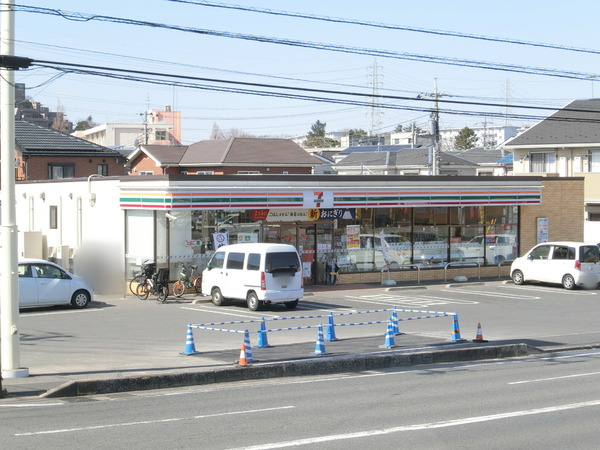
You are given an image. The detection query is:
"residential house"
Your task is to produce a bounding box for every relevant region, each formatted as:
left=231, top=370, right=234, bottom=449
left=14, top=120, right=127, bottom=181
left=502, top=98, right=600, bottom=240
left=128, top=137, right=318, bottom=175
left=332, top=147, right=477, bottom=176
left=446, top=147, right=512, bottom=176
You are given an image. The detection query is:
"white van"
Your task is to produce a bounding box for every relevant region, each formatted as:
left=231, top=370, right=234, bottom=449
left=201, top=243, right=303, bottom=311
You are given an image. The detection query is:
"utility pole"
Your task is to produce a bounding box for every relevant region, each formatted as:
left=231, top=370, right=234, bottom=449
left=1, top=0, right=30, bottom=380
left=418, top=79, right=445, bottom=175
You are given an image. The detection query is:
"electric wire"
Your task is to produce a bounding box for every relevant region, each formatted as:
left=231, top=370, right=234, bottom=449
left=9, top=4, right=600, bottom=82
left=168, top=0, right=600, bottom=57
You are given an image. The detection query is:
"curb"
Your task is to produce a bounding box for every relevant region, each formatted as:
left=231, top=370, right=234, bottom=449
left=42, top=343, right=530, bottom=398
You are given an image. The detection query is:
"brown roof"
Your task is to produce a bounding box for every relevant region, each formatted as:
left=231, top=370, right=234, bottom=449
left=141, top=145, right=188, bottom=164
left=178, top=138, right=316, bottom=166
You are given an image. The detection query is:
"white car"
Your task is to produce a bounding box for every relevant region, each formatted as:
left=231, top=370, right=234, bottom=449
left=510, top=242, right=600, bottom=290
left=17, top=259, right=94, bottom=308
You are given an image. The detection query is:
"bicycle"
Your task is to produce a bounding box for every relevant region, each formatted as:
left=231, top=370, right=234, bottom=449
left=131, top=261, right=156, bottom=298
left=136, top=266, right=169, bottom=303
left=172, top=262, right=202, bottom=297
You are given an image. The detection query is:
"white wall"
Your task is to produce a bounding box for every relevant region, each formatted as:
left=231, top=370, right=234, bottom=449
left=15, top=179, right=125, bottom=294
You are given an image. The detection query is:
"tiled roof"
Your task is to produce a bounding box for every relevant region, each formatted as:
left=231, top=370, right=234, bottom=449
left=15, top=120, right=125, bottom=159
left=446, top=148, right=507, bottom=164
left=167, top=137, right=317, bottom=166
left=335, top=148, right=476, bottom=167
left=505, top=99, right=600, bottom=146
left=338, top=144, right=422, bottom=155
left=140, top=145, right=188, bottom=165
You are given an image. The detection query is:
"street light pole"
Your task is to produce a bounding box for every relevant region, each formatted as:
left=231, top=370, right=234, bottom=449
left=1, top=0, right=29, bottom=379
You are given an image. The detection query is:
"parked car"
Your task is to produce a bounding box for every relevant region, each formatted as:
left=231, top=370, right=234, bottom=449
left=460, top=234, right=517, bottom=264
left=510, top=242, right=600, bottom=289
left=201, top=243, right=303, bottom=311
left=17, top=259, right=94, bottom=308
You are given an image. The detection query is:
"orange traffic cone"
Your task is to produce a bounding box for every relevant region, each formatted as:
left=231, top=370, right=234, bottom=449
left=472, top=323, right=488, bottom=342
left=238, top=343, right=248, bottom=366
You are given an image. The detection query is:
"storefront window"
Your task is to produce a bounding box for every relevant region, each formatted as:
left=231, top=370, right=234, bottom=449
left=125, top=204, right=520, bottom=283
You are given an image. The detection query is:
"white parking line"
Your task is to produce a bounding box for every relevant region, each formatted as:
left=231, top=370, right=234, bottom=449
left=507, top=286, right=598, bottom=296
left=180, top=307, right=280, bottom=319
left=441, top=288, right=540, bottom=300
left=20, top=309, right=102, bottom=317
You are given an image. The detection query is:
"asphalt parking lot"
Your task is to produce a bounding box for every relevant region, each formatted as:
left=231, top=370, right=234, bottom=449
left=3, top=278, right=600, bottom=399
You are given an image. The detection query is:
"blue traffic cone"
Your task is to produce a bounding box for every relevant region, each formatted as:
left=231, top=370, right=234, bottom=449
left=257, top=317, right=271, bottom=348
left=448, top=315, right=467, bottom=343
left=325, top=312, right=339, bottom=342
left=181, top=324, right=199, bottom=355
left=391, top=306, right=403, bottom=335
left=243, top=329, right=254, bottom=362
left=313, top=324, right=327, bottom=355
left=380, top=317, right=396, bottom=348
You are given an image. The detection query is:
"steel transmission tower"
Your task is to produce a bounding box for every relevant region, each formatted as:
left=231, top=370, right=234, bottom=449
left=367, top=59, right=384, bottom=137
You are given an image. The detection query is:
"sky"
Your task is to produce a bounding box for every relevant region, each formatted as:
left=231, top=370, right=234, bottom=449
left=8, top=0, right=600, bottom=145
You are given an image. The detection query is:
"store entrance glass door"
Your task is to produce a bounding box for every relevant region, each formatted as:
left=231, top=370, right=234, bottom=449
left=298, top=224, right=316, bottom=285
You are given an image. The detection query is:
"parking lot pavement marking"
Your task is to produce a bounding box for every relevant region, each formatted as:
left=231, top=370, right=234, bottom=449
left=179, top=306, right=280, bottom=319
left=343, top=293, right=478, bottom=308
left=506, top=286, right=598, bottom=296
left=19, top=309, right=102, bottom=317
left=440, top=288, right=540, bottom=300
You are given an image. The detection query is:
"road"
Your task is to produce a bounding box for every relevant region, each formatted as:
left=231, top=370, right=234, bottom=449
left=2, top=348, right=599, bottom=448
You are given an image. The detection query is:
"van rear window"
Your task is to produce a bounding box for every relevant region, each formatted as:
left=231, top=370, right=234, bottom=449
left=266, top=252, right=300, bottom=273
left=580, top=245, right=600, bottom=263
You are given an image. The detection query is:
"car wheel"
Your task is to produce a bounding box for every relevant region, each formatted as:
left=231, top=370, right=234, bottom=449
left=211, top=288, right=224, bottom=306
left=494, top=255, right=506, bottom=265
left=71, top=290, right=90, bottom=308
left=284, top=299, right=298, bottom=310
left=512, top=269, right=525, bottom=285
left=247, top=292, right=262, bottom=311
left=562, top=274, right=576, bottom=290
left=173, top=281, right=185, bottom=297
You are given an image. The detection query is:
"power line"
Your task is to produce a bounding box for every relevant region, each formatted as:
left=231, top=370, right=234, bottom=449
left=10, top=4, right=600, bottom=81
left=27, top=57, right=600, bottom=124
left=168, top=0, right=600, bottom=57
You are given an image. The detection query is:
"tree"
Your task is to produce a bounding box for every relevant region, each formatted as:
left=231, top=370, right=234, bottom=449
left=74, top=115, right=97, bottom=131
left=302, top=120, right=340, bottom=148
left=348, top=128, right=367, bottom=136
left=454, top=127, right=478, bottom=150
left=307, top=120, right=326, bottom=138
left=394, top=122, right=424, bottom=133
left=210, top=122, right=225, bottom=139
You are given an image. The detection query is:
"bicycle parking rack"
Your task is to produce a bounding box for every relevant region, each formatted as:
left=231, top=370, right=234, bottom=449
left=444, top=261, right=481, bottom=282
left=381, top=263, right=421, bottom=285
